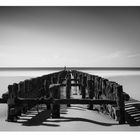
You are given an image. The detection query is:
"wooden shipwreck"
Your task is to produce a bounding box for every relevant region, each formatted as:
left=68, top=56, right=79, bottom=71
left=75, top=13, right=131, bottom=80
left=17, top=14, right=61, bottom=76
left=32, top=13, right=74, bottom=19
left=0, top=69, right=130, bottom=124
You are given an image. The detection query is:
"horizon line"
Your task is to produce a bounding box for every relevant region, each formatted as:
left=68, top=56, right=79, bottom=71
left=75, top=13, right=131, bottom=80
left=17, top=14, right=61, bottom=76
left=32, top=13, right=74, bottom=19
left=0, top=67, right=140, bottom=71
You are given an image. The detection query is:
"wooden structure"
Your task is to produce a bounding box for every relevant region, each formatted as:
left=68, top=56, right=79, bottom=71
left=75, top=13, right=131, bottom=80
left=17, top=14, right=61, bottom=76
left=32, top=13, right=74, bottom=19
left=0, top=69, right=130, bottom=124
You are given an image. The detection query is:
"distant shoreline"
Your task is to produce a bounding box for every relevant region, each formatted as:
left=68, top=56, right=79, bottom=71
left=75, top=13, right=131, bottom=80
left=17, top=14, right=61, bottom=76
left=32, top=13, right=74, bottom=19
left=0, top=67, right=140, bottom=71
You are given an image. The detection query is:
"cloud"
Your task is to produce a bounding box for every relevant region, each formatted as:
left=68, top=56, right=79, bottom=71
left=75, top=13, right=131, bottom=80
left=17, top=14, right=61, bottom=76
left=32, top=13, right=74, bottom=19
left=106, top=51, right=140, bottom=59
left=127, top=53, right=140, bottom=58
left=107, top=51, right=127, bottom=58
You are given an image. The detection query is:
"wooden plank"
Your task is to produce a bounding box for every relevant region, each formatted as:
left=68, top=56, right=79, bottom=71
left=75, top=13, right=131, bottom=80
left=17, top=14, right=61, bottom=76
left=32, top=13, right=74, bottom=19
left=15, top=97, right=52, bottom=104
left=0, top=98, right=7, bottom=103
left=71, top=83, right=80, bottom=86
left=54, top=99, right=117, bottom=105
left=16, top=98, right=116, bottom=105
left=71, top=79, right=79, bottom=81
left=60, top=83, right=80, bottom=87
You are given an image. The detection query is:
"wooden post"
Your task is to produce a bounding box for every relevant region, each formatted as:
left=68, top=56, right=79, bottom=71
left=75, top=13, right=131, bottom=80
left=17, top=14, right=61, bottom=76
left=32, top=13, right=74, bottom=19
left=117, top=85, right=125, bottom=124
left=59, top=77, right=63, bottom=84
left=50, top=76, right=54, bottom=84
left=18, top=81, right=27, bottom=113
left=87, top=79, right=94, bottom=110
left=66, top=73, right=71, bottom=107
left=18, top=82, right=23, bottom=98
left=26, top=80, right=30, bottom=98
left=79, top=74, right=82, bottom=93
left=58, top=75, right=62, bottom=84
left=44, top=79, right=51, bottom=109
left=82, top=76, right=87, bottom=99
left=94, top=76, right=98, bottom=99
left=23, top=80, right=27, bottom=98
left=92, top=76, right=96, bottom=98
left=14, top=83, right=22, bottom=117
left=7, top=85, right=15, bottom=121
left=29, top=79, right=34, bottom=98
left=74, top=73, right=78, bottom=81
left=7, top=84, right=18, bottom=122
left=50, top=84, right=60, bottom=118
left=97, top=77, right=101, bottom=99
left=27, top=79, right=34, bottom=109
left=44, top=80, right=49, bottom=97
left=22, top=80, right=28, bottom=113
left=29, top=80, right=32, bottom=95
left=52, top=76, right=57, bottom=84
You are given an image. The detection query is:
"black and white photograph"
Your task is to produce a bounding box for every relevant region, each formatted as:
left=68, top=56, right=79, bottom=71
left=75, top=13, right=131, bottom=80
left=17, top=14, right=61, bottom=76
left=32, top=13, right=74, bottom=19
left=0, top=5, right=140, bottom=132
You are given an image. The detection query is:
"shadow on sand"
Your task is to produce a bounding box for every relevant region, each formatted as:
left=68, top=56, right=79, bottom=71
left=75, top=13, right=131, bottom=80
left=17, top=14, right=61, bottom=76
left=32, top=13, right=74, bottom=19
left=125, top=102, right=140, bottom=126
left=15, top=107, right=118, bottom=127
left=46, top=116, right=118, bottom=126
left=21, top=109, right=59, bottom=127
left=13, top=102, right=140, bottom=127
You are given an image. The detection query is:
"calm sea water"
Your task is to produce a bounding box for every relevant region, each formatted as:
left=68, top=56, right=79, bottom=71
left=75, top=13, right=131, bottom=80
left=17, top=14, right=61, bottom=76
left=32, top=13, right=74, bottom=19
left=0, top=70, right=140, bottom=100
left=0, top=69, right=140, bottom=77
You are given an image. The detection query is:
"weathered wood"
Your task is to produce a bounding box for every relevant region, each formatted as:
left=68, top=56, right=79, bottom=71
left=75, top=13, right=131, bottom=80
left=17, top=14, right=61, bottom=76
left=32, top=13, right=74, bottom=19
left=66, top=73, right=71, bottom=107
left=71, top=70, right=128, bottom=124
left=7, top=85, right=15, bottom=105
left=117, top=85, right=125, bottom=124
left=13, top=83, right=22, bottom=117
left=0, top=92, right=8, bottom=103
left=0, top=69, right=129, bottom=124
left=81, top=76, right=87, bottom=99
left=0, top=98, right=7, bottom=103
left=7, top=84, right=17, bottom=121
left=50, top=84, right=60, bottom=118
left=54, top=99, right=117, bottom=105
left=71, top=79, right=79, bottom=81
left=57, top=83, right=80, bottom=87
left=16, top=98, right=116, bottom=105
left=123, top=92, right=130, bottom=101
left=87, top=79, right=94, bottom=110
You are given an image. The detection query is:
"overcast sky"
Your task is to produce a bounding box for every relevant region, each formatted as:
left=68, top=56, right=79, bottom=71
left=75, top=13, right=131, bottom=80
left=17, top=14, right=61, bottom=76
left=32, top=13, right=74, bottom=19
left=0, top=7, right=140, bottom=67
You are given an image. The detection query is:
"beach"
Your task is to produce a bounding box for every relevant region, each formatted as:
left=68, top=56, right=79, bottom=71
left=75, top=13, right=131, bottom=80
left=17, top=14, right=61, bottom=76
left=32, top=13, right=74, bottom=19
left=0, top=70, right=140, bottom=131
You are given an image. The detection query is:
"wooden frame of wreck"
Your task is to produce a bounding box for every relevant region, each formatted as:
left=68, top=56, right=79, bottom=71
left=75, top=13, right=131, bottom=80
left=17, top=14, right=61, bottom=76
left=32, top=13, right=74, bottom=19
left=0, top=69, right=130, bottom=124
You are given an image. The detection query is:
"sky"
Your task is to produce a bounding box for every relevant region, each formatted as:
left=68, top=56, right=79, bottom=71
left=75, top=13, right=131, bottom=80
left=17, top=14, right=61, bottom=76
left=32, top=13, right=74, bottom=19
left=0, top=6, right=140, bottom=67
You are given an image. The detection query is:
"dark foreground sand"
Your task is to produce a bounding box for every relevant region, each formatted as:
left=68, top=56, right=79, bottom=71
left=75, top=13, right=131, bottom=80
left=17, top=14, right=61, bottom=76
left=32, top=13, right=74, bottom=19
left=0, top=103, right=140, bottom=131
left=0, top=75, right=140, bottom=131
